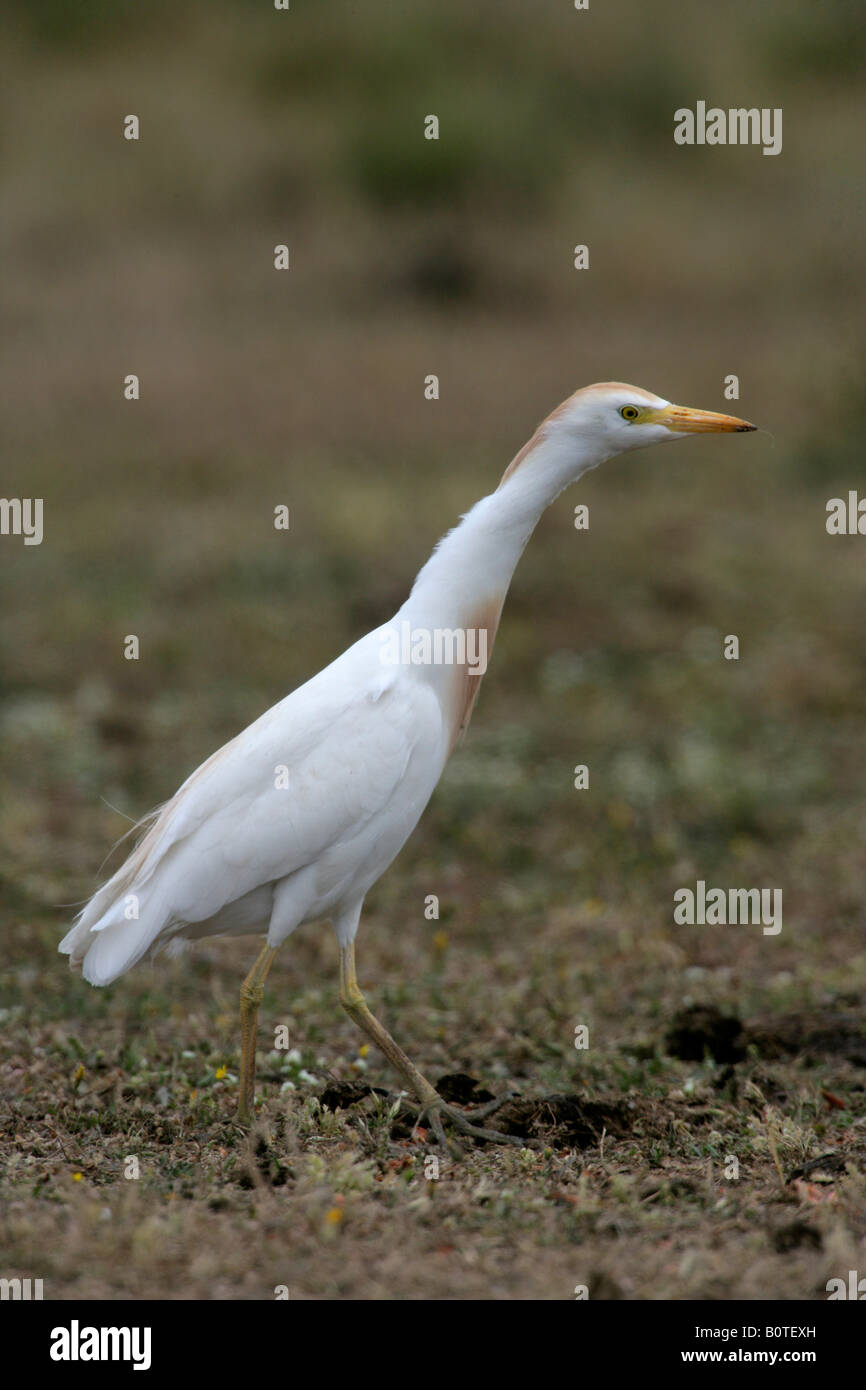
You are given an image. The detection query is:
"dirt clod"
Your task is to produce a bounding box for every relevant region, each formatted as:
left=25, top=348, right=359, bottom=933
left=665, top=1005, right=748, bottom=1063
left=492, top=1094, right=633, bottom=1149
left=319, top=1080, right=389, bottom=1111
left=434, top=1072, right=496, bottom=1105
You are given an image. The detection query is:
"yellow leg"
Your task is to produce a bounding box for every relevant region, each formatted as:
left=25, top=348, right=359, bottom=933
left=238, top=943, right=277, bottom=1122
left=338, top=942, right=525, bottom=1149
left=339, top=941, right=441, bottom=1109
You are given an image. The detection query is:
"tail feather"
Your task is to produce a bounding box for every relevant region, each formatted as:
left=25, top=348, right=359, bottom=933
left=60, top=887, right=174, bottom=985
left=77, top=916, right=164, bottom=986
left=59, top=808, right=175, bottom=984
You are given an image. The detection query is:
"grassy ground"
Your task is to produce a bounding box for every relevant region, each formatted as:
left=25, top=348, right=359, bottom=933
left=1, top=1, right=865, bottom=1299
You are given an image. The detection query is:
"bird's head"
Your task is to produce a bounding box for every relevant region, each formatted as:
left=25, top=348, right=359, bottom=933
left=555, top=382, right=756, bottom=458
left=497, top=382, right=757, bottom=494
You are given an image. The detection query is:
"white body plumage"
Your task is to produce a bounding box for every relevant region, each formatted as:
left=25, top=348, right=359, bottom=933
left=61, top=383, right=755, bottom=990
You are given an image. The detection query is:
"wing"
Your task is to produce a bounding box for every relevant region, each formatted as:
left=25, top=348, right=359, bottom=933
left=60, top=629, right=444, bottom=981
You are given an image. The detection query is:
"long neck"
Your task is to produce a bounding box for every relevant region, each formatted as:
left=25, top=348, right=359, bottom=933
left=400, top=424, right=603, bottom=628
left=389, top=420, right=605, bottom=754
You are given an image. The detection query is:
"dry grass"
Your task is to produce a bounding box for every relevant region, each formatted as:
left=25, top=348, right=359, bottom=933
left=2, top=0, right=865, bottom=1299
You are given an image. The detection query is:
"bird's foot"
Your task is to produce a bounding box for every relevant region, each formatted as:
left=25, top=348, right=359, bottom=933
left=406, top=1092, right=530, bottom=1152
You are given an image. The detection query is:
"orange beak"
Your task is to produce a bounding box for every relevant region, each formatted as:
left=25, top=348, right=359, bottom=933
left=652, top=403, right=757, bottom=433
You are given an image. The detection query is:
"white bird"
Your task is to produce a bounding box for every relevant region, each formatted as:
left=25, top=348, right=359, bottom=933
left=61, top=383, right=755, bottom=1146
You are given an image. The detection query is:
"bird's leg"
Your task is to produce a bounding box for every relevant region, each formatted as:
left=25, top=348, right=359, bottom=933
left=339, top=942, right=441, bottom=1108
left=338, top=942, right=526, bottom=1149
left=238, top=942, right=278, bottom=1122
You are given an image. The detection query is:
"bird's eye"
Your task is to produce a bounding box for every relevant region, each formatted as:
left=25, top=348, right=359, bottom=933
left=620, top=405, right=640, bottom=421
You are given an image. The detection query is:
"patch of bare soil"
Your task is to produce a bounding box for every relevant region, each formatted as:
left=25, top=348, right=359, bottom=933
left=666, top=1003, right=866, bottom=1067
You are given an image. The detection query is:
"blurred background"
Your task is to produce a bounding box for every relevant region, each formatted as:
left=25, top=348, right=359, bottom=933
left=0, top=0, right=865, bottom=1298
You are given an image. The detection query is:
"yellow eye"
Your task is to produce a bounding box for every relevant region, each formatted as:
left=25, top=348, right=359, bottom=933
left=620, top=405, right=640, bottom=421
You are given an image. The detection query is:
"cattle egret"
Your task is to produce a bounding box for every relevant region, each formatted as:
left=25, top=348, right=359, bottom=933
left=61, top=383, right=756, bottom=1147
